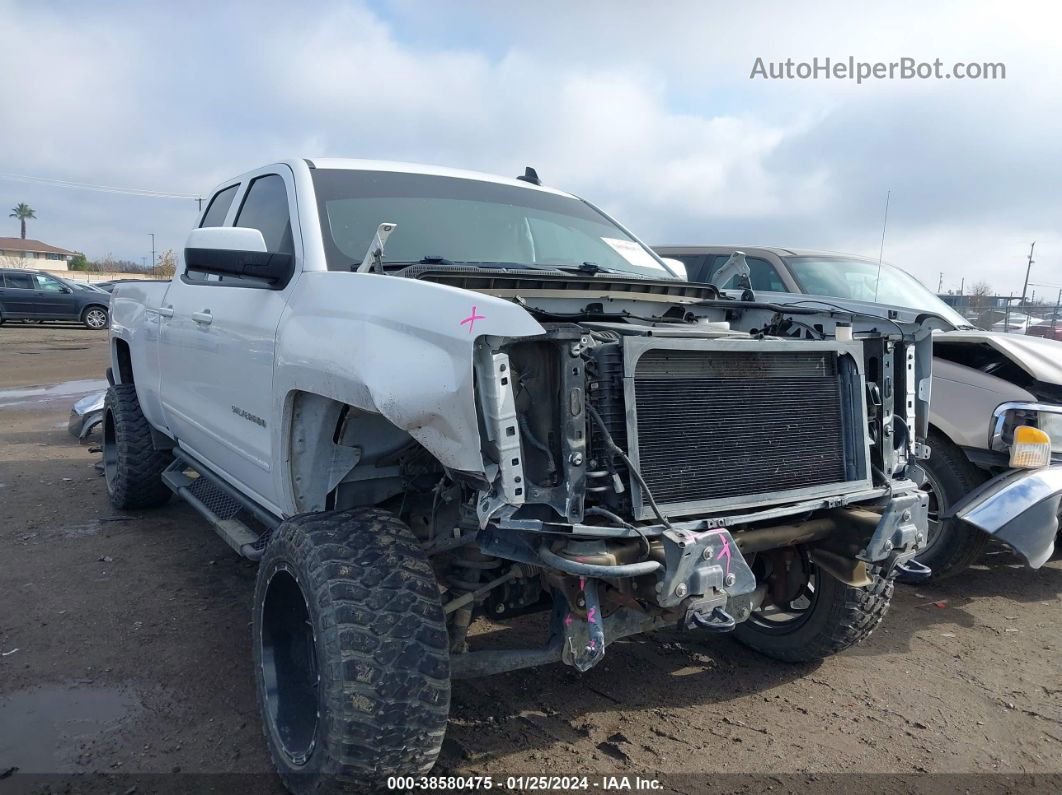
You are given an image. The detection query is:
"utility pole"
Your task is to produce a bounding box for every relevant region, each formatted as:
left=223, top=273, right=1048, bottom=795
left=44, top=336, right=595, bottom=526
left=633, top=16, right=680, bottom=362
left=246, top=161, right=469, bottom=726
left=196, top=196, right=204, bottom=212
left=959, top=277, right=965, bottom=295
left=937, top=272, right=944, bottom=292
left=149, top=233, right=156, bottom=277
left=1019, top=241, right=1035, bottom=314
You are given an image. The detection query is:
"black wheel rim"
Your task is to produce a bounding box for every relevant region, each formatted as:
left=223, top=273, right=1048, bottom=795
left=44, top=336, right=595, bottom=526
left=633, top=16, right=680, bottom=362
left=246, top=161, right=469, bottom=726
left=260, top=567, right=319, bottom=767
left=102, top=408, right=118, bottom=493
left=919, top=468, right=946, bottom=554
left=747, top=550, right=819, bottom=634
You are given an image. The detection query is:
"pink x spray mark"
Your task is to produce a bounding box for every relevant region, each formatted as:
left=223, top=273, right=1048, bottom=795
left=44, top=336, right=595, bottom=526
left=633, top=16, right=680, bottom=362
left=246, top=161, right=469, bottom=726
left=460, top=305, right=485, bottom=334
left=716, top=536, right=732, bottom=577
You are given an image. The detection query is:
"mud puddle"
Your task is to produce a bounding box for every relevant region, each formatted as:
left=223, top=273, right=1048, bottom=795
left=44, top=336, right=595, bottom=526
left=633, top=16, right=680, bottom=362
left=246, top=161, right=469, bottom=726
left=0, top=379, right=107, bottom=410
left=0, top=683, right=142, bottom=773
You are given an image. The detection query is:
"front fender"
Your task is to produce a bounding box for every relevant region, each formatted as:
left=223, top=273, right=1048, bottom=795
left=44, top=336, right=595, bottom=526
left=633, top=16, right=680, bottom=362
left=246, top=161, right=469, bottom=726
left=952, top=465, right=1062, bottom=569
left=274, top=271, right=544, bottom=477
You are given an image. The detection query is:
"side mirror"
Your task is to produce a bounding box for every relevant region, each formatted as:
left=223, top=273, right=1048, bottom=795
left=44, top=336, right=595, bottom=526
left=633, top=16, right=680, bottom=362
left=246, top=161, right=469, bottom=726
left=660, top=257, right=688, bottom=280
left=184, top=227, right=293, bottom=287
left=59, top=286, right=72, bottom=294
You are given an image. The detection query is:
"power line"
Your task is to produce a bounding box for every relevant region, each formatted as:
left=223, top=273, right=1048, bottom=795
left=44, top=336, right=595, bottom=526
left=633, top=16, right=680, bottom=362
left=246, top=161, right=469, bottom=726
left=0, top=172, right=199, bottom=200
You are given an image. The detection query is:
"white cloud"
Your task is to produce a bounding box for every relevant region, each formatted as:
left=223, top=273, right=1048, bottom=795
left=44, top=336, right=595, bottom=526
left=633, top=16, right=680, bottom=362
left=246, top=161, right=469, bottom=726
left=0, top=0, right=1058, bottom=296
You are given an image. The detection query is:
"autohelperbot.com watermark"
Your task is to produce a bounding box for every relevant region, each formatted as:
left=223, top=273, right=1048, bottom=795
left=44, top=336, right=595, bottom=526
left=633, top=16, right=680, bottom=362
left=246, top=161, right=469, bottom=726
left=750, top=56, right=1006, bottom=83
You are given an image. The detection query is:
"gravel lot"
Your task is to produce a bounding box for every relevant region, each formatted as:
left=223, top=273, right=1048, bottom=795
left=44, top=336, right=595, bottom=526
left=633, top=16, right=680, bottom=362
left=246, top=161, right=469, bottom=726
left=1, top=325, right=1060, bottom=792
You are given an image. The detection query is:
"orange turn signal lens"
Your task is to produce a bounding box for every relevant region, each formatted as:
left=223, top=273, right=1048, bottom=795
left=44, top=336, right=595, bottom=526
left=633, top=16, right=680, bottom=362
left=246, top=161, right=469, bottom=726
left=1010, top=425, right=1052, bottom=469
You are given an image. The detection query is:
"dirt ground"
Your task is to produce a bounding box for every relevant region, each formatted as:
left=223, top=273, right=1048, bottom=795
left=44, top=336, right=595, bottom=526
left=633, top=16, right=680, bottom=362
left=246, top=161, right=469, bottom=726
left=1, top=325, right=1060, bottom=793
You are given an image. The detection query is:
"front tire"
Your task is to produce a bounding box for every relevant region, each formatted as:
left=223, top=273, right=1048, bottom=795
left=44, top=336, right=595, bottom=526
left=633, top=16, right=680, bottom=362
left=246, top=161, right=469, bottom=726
left=253, top=508, right=450, bottom=794
left=908, top=430, right=989, bottom=580
left=734, top=552, right=892, bottom=663
left=82, top=306, right=109, bottom=329
left=103, top=384, right=172, bottom=509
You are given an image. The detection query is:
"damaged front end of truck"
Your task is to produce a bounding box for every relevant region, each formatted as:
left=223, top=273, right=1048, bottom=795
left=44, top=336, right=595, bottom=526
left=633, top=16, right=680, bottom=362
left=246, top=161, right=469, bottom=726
left=405, top=268, right=937, bottom=675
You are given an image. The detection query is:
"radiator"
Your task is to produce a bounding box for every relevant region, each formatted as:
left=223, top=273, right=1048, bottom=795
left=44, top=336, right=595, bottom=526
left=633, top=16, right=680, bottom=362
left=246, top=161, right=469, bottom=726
left=625, top=345, right=865, bottom=519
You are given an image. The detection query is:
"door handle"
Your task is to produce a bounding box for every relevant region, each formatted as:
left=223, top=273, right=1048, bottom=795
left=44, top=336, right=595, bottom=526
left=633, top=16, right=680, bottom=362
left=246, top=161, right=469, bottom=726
left=157, top=306, right=174, bottom=318
left=191, top=310, right=213, bottom=325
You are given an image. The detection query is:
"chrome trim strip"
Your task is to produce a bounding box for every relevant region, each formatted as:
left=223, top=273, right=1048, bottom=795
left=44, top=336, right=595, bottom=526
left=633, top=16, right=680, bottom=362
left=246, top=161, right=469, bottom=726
left=989, top=401, right=1062, bottom=451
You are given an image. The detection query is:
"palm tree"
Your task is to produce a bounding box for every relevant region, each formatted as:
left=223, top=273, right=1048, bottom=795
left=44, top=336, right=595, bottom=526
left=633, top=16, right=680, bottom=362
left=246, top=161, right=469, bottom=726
left=9, top=202, right=36, bottom=239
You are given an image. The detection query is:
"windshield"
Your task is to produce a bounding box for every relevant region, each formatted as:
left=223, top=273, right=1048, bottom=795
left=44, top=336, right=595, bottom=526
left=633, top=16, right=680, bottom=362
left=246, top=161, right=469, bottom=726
left=783, top=256, right=971, bottom=328
left=311, top=169, right=673, bottom=278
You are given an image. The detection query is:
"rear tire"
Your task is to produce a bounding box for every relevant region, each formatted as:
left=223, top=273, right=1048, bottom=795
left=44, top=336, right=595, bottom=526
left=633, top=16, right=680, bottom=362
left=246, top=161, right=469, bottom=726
left=734, top=555, right=892, bottom=663
left=907, top=430, right=989, bottom=580
left=253, top=508, right=450, bottom=795
left=103, top=384, right=172, bottom=509
left=82, top=306, right=109, bottom=330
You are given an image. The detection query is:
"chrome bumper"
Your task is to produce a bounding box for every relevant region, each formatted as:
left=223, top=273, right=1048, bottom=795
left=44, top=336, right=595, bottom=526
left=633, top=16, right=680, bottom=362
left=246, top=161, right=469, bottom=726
left=68, top=390, right=106, bottom=440
left=952, top=465, right=1062, bottom=569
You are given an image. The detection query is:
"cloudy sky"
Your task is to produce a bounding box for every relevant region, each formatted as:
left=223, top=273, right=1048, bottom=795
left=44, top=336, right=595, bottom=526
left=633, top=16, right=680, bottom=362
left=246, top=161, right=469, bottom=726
left=1, top=0, right=1060, bottom=297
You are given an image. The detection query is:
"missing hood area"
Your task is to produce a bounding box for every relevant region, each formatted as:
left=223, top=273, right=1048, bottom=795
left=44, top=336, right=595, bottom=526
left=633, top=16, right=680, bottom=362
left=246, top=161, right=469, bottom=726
left=934, top=333, right=1062, bottom=403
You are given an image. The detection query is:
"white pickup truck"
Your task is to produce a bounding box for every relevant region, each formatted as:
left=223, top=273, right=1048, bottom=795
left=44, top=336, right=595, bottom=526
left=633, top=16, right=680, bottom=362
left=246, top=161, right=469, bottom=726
left=104, top=159, right=1052, bottom=793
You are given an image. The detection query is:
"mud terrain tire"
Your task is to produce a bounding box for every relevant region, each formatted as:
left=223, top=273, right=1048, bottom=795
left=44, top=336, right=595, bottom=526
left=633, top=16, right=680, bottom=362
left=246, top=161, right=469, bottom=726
left=906, top=430, right=989, bottom=580
left=734, top=564, right=893, bottom=663
left=253, top=508, right=450, bottom=795
left=103, top=384, right=172, bottom=509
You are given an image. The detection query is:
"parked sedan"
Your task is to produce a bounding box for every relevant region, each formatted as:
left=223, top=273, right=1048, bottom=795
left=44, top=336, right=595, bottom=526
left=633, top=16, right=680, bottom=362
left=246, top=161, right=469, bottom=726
left=0, top=268, right=111, bottom=329
left=1027, top=323, right=1062, bottom=342
left=654, top=245, right=1062, bottom=580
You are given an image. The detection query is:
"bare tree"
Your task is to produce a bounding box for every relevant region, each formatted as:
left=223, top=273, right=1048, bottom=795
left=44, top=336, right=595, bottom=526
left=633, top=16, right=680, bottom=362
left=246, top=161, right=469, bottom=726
left=155, top=249, right=177, bottom=279
left=969, top=280, right=992, bottom=311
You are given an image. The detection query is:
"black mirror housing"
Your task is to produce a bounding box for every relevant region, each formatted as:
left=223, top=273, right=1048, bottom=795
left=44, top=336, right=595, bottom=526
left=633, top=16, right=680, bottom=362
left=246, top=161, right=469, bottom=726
left=184, top=247, right=294, bottom=288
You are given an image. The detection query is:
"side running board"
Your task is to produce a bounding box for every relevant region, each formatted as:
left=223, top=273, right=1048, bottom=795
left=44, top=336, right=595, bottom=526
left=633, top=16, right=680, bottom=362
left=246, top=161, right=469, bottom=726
left=161, top=452, right=280, bottom=561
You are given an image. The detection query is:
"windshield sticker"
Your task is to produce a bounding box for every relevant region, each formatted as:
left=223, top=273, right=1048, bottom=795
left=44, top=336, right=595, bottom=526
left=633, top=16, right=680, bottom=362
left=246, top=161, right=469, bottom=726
left=601, top=237, right=666, bottom=271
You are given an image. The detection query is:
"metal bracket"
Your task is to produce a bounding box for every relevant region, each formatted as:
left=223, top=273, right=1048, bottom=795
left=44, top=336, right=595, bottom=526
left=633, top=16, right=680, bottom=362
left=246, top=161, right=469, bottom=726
left=657, top=526, right=756, bottom=609
left=709, top=251, right=751, bottom=290
left=474, top=349, right=526, bottom=522
left=860, top=490, right=928, bottom=570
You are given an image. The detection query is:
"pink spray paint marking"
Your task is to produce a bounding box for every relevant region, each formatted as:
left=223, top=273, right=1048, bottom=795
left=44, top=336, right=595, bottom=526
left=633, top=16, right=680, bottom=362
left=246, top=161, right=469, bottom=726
left=587, top=607, right=598, bottom=624
left=564, top=613, right=574, bottom=628
left=716, top=535, right=733, bottom=577
left=460, top=305, right=485, bottom=334
left=579, top=577, right=586, bottom=591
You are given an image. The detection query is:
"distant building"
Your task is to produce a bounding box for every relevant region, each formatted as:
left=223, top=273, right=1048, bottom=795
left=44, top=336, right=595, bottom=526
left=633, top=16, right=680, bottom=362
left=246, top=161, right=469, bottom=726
left=937, top=293, right=1014, bottom=311
left=0, top=237, right=77, bottom=271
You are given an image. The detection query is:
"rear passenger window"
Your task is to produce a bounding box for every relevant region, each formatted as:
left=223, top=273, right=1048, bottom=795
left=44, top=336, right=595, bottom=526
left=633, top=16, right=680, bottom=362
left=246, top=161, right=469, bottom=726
left=5, top=272, right=34, bottom=289
left=199, top=184, right=239, bottom=228
left=235, top=174, right=293, bottom=254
